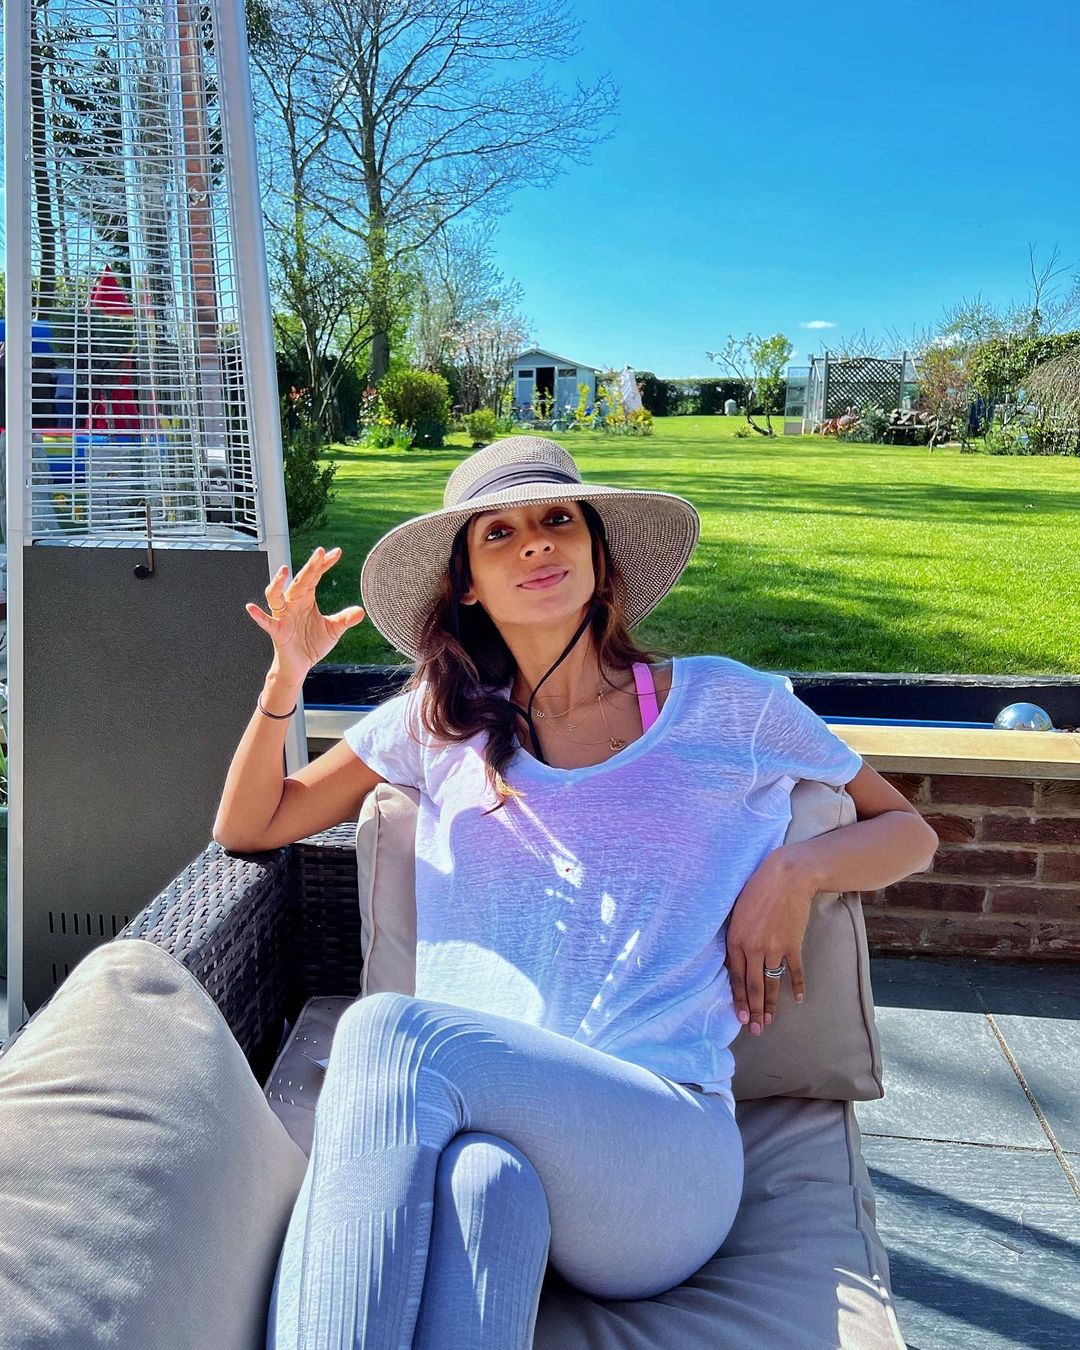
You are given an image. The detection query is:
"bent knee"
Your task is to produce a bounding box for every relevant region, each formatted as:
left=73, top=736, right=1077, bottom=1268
left=331, top=990, right=424, bottom=1050
left=437, top=1132, right=550, bottom=1225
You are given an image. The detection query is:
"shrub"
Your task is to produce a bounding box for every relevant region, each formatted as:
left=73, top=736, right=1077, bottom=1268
left=1022, top=413, right=1077, bottom=456
left=626, top=407, right=654, bottom=436
left=984, top=420, right=1028, bottom=455
left=365, top=422, right=395, bottom=448
left=379, top=369, right=451, bottom=445
left=980, top=413, right=1076, bottom=456
left=282, top=422, right=336, bottom=532
left=839, top=403, right=889, bottom=443
left=413, top=416, right=446, bottom=449
left=390, top=424, right=415, bottom=451
left=466, top=407, right=499, bottom=446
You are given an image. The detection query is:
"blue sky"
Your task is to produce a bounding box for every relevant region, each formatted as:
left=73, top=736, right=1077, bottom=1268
left=3, top=0, right=1076, bottom=379
left=488, top=0, right=1080, bottom=376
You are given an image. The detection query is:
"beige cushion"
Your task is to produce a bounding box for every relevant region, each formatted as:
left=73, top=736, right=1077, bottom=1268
left=265, top=998, right=905, bottom=1350
left=0, top=938, right=309, bottom=1350
left=356, top=778, right=884, bottom=1102
left=535, top=1095, right=905, bottom=1349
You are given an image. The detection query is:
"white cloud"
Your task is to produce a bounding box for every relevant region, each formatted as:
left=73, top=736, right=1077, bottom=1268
left=800, top=320, right=836, bottom=330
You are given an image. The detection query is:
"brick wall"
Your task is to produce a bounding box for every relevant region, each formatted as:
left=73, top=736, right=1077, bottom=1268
left=864, top=773, right=1080, bottom=960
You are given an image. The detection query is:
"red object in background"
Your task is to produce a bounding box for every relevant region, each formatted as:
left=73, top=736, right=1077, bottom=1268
left=86, top=264, right=134, bottom=317
left=88, top=354, right=141, bottom=433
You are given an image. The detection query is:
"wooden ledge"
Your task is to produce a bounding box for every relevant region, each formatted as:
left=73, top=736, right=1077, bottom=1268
left=801, top=724, right=1080, bottom=779
left=303, top=709, right=1080, bottom=781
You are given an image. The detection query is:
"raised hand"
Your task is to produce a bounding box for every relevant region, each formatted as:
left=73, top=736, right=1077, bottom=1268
left=245, top=546, right=365, bottom=682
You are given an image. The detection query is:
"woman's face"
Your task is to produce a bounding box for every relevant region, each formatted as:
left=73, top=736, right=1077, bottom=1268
left=461, top=499, right=597, bottom=631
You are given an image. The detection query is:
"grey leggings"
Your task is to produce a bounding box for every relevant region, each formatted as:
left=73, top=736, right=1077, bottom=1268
left=266, top=991, right=744, bottom=1349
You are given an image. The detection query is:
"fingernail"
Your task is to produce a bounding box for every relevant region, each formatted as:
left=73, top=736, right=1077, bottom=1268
left=764, top=1012, right=773, bottom=1025
left=750, top=1022, right=760, bottom=1036
left=737, top=1009, right=749, bottom=1024
left=796, top=994, right=804, bottom=1004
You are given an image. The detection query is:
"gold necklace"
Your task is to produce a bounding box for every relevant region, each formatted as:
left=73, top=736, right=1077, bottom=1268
left=522, top=684, right=636, bottom=750
left=530, top=681, right=604, bottom=728
left=515, top=676, right=636, bottom=733
left=596, top=690, right=627, bottom=750
left=530, top=704, right=625, bottom=747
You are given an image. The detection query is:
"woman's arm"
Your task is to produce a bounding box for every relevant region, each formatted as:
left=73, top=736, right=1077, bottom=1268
left=726, top=764, right=938, bottom=1035
left=775, top=760, right=938, bottom=891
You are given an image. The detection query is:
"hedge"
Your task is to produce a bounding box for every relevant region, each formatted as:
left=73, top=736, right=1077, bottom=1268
left=631, top=373, right=787, bottom=417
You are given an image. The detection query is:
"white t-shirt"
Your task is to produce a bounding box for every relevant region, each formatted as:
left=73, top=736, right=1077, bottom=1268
left=344, top=654, right=863, bottom=1118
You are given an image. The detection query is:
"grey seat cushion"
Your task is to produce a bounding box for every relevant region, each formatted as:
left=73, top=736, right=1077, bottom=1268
left=0, top=939, right=309, bottom=1350
left=265, top=997, right=906, bottom=1349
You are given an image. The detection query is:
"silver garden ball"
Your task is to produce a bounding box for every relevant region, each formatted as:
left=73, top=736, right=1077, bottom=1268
left=994, top=702, right=1055, bottom=731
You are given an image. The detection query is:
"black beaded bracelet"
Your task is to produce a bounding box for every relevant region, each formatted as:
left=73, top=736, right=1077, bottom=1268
left=257, top=693, right=297, bottom=719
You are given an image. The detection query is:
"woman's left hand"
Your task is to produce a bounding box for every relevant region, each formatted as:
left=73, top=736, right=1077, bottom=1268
left=724, top=849, right=818, bottom=1036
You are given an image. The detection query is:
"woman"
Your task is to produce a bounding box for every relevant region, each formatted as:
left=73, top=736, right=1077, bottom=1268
left=214, top=436, right=937, bottom=1349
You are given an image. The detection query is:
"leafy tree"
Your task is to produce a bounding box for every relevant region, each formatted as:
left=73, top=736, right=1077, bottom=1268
left=967, top=331, right=1080, bottom=408
left=706, top=333, right=794, bottom=436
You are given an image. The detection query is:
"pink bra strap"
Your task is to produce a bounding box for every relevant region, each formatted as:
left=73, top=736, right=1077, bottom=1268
left=631, top=661, right=660, bottom=731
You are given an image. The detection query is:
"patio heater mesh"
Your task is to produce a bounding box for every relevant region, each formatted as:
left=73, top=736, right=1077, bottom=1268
left=16, top=0, right=259, bottom=540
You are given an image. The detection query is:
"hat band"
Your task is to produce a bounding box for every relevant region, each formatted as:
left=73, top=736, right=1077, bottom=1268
left=456, top=464, right=580, bottom=505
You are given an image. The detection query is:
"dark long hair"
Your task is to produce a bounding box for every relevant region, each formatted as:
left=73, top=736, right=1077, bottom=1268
left=402, top=500, right=670, bottom=811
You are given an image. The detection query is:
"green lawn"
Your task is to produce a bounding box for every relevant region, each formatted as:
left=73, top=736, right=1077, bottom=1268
left=289, top=416, right=1080, bottom=675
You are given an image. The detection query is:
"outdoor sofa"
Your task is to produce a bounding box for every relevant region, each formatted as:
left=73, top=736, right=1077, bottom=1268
left=0, top=776, right=908, bottom=1349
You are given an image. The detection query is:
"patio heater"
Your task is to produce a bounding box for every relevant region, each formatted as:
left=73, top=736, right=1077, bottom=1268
left=4, top=0, right=303, bottom=1034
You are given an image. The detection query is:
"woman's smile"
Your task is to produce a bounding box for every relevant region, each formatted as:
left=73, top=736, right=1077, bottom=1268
left=519, top=568, right=569, bottom=590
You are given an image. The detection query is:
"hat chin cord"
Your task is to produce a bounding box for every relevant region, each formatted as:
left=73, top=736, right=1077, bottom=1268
left=505, top=597, right=602, bottom=766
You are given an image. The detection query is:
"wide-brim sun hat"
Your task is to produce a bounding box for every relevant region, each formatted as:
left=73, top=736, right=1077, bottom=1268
left=359, top=436, right=701, bottom=661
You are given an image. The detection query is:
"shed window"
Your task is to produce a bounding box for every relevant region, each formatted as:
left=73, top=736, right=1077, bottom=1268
left=518, top=369, right=534, bottom=379
left=558, top=368, right=577, bottom=377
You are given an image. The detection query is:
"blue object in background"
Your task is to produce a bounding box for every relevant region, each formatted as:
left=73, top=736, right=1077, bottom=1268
left=0, top=317, right=56, bottom=354
left=53, top=369, right=75, bottom=422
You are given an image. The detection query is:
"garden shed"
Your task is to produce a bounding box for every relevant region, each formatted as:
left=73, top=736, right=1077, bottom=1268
left=511, top=347, right=599, bottom=417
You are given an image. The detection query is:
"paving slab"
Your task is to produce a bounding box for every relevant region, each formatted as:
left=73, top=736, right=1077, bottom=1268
left=965, top=962, right=1080, bottom=1000
left=991, top=1013, right=1080, bottom=1156
left=862, top=1135, right=1080, bottom=1350
left=856, top=1004, right=1050, bottom=1149
left=870, top=965, right=984, bottom=1014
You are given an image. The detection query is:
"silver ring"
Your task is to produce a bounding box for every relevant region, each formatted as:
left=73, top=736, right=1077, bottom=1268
left=764, top=959, right=788, bottom=979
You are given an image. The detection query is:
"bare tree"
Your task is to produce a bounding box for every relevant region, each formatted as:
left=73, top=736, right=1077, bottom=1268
left=812, top=327, right=897, bottom=360
left=449, top=306, right=532, bottom=413
left=250, top=0, right=617, bottom=383
left=409, top=219, right=524, bottom=374
left=1022, top=243, right=1080, bottom=335
left=248, top=1, right=378, bottom=436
